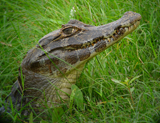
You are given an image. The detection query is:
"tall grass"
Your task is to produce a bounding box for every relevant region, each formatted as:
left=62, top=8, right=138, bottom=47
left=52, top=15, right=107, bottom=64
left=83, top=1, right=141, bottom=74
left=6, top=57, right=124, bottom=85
left=0, top=0, right=160, bottom=122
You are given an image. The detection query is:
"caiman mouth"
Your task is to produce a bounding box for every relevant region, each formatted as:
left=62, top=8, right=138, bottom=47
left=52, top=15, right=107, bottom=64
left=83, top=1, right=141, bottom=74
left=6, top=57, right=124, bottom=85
left=64, top=20, right=140, bottom=51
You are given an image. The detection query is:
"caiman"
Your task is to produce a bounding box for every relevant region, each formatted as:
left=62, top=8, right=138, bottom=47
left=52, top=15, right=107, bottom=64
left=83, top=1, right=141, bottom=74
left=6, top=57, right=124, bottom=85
left=0, top=11, right=141, bottom=116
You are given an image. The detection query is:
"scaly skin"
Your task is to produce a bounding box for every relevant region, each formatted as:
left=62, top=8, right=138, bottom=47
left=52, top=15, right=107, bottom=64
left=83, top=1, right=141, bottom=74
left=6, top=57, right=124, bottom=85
left=0, top=11, right=141, bottom=115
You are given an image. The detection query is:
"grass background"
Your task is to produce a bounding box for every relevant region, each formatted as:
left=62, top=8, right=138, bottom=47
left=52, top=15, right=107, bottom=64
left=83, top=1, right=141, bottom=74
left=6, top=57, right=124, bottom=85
left=0, top=0, right=160, bottom=122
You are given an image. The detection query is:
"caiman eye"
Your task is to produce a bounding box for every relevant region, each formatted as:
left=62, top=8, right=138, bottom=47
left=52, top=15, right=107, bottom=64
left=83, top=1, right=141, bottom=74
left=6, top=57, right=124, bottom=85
left=62, top=27, right=79, bottom=35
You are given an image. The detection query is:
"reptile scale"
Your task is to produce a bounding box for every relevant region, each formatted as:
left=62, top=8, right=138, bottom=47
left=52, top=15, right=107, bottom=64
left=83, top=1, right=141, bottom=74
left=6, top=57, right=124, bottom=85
left=0, top=11, right=141, bottom=116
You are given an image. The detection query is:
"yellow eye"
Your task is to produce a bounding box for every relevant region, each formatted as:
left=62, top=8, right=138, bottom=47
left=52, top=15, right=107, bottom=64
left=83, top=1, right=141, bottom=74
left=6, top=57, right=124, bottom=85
left=62, top=27, right=79, bottom=35
left=63, top=27, right=74, bottom=34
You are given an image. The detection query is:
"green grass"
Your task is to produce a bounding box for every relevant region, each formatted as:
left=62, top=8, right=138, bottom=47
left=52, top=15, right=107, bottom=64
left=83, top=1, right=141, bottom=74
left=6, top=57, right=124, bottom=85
left=0, top=0, right=160, bottom=122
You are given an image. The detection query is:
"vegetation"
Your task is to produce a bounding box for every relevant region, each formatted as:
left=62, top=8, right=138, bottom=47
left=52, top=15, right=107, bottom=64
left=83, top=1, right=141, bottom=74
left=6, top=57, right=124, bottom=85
left=0, top=0, right=160, bottom=122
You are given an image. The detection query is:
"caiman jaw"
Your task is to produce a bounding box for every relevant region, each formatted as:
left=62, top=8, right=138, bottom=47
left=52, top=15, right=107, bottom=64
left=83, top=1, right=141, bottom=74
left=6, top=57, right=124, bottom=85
left=64, top=20, right=140, bottom=51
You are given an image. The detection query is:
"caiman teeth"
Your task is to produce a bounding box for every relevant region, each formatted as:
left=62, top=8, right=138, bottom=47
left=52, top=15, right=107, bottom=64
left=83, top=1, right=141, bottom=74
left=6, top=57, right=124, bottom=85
left=112, top=35, right=115, bottom=39
left=125, top=27, right=128, bottom=32
left=128, top=26, right=131, bottom=31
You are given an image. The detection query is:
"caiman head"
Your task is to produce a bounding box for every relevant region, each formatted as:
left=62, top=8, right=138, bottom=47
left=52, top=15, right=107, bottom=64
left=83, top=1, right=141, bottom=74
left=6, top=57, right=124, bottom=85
left=17, top=11, right=141, bottom=108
